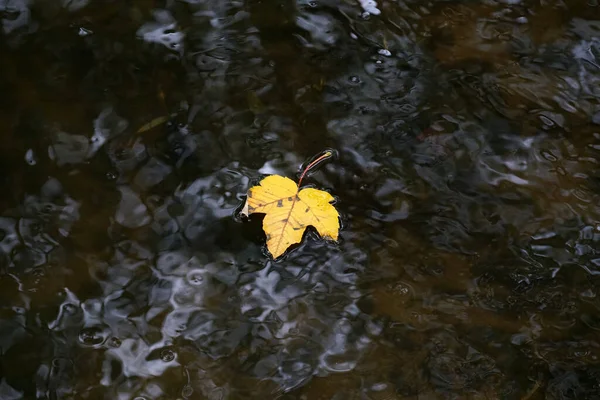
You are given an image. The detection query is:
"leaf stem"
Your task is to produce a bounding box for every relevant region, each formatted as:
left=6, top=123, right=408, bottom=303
left=298, top=151, right=333, bottom=187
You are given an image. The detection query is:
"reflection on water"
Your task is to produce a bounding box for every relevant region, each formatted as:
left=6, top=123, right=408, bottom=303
left=1, top=0, right=600, bottom=398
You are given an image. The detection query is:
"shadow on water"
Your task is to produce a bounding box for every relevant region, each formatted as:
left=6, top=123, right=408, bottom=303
left=1, top=0, right=600, bottom=398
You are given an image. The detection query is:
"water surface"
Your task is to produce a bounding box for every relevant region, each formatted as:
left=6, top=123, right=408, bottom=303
left=1, top=0, right=600, bottom=399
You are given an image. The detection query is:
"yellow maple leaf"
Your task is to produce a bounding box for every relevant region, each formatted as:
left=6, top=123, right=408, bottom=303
left=241, top=174, right=340, bottom=259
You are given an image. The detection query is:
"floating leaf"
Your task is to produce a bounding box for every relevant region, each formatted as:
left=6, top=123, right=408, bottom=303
left=241, top=174, right=339, bottom=259
left=137, top=115, right=169, bottom=133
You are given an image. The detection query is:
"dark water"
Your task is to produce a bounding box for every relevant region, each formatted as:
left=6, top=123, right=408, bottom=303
left=1, top=0, right=600, bottom=399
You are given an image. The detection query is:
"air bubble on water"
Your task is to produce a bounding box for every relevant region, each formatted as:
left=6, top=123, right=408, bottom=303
left=78, top=326, right=107, bottom=346
left=378, top=49, right=392, bottom=57
left=25, top=149, right=36, bottom=165
left=186, top=269, right=205, bottom=286
left=160, top=349, right=176, bottom=362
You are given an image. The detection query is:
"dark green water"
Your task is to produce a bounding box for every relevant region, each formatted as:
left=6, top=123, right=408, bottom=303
left=1, top=0, right=600, bottom=399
